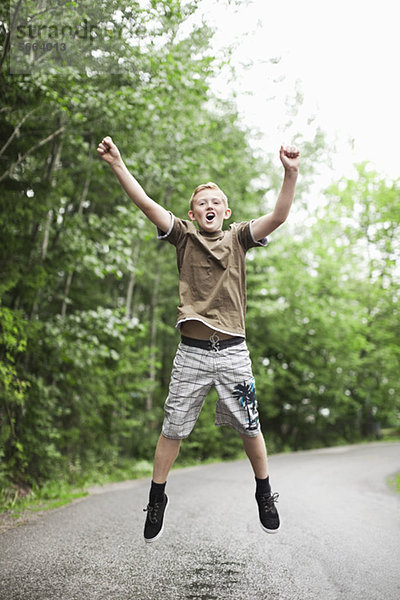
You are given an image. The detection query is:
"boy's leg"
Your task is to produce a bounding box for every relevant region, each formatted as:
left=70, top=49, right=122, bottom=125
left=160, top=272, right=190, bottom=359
left=153, top=433, right=181, bottom=483
left=240, top=431, right=268, bottom=478
left=144, top=434, right=181, bottom=543
left=144, top=342, right=212, bottom=542
left=240, top=432, right=280, bottom=534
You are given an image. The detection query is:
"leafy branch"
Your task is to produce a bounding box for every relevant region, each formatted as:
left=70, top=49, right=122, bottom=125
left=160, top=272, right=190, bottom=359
left=0, top=126, right=65, bottom=183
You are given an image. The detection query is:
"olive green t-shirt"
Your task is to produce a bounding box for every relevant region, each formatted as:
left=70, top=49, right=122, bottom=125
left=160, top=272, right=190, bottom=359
left=157, top=213, right=268, bottom=337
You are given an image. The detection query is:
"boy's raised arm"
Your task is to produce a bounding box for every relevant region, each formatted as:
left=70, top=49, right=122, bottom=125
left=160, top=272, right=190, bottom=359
left=97, top=136, right=172, bottom=233
left=251, top=145, right=300, bottom=241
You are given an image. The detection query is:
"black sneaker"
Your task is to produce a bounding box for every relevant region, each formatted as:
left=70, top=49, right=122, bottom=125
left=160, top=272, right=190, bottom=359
left=143, top=494, right=168, bottom=543
left=256, top=492, right=280, bottom=533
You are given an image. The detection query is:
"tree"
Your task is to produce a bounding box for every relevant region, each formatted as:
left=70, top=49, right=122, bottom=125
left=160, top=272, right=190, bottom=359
left=246, top=165, right=400, bottom=450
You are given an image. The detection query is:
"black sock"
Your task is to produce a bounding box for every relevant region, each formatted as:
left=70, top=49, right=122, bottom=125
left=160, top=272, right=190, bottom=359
left=150, top=480, right=166, bottom=503
left=255, top=475, right=271, bottom=497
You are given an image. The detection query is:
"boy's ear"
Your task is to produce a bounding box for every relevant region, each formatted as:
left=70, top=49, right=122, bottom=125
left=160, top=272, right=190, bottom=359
left=224, top=207, right=232, bottom=220
left=188, top=210, right=196, bottom=221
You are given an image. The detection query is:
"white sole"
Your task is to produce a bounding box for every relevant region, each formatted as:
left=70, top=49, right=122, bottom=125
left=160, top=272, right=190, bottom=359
left=260, top=520, right=280, bottom=534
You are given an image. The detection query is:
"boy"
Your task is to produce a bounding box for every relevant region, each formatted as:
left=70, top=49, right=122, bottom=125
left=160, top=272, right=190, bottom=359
left=97, top=136, right=300, bottom=542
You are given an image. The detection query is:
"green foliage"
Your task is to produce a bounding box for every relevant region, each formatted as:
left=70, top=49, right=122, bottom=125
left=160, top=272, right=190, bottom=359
left=246, top=166, right=400, bottom=450
left=0, top=307, right=30, bottom=485
left=388, top=472, right=400, bottom=494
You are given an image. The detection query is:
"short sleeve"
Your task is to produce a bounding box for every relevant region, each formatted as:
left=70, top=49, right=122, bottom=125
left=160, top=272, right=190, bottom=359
left=157, top=213, right=190, bottom=247
left=156, top=211, right=174, bottom=240
left=232, top=221, right=268, bottom=251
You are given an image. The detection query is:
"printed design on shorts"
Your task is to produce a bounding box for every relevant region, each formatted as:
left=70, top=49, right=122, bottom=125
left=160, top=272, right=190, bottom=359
left=232, top=378, right=259, bottom=431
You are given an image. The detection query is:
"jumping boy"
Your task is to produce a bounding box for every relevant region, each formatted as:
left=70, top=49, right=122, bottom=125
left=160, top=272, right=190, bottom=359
left=97, top=136, right=300, bottom=542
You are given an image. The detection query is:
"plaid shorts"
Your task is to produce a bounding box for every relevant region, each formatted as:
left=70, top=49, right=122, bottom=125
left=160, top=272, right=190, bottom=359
left=162, top=339, right=260, bottom=439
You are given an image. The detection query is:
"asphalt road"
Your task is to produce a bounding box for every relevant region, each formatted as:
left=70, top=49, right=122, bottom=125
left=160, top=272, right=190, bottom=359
left=1, top=442, right=399, bottom=600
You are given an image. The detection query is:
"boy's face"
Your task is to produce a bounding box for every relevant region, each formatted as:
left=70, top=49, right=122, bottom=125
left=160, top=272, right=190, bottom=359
left=188, top=189, right=231, bottom=232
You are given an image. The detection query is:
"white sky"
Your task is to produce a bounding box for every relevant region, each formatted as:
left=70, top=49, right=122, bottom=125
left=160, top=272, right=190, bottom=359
left=196, top=0, right=400, bottom=186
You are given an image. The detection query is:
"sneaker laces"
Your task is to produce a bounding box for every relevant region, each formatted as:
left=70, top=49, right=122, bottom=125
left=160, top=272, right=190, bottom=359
left=143, top=500, right=162, bottom=524
left=259, top=491, right=279, bottom=513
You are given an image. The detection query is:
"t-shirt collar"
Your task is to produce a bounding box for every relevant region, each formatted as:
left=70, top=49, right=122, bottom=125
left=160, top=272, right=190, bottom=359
left=198, top=228, right=224, bottom=240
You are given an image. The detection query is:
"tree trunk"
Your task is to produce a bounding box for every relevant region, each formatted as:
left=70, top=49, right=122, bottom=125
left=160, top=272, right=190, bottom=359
left=125, top=243, right=140, bottom=319
left=29, top=134, right=63, bottom=319
left=60, top=272, right=74, bottom=319
left=60, top=141, right=93, bottom=318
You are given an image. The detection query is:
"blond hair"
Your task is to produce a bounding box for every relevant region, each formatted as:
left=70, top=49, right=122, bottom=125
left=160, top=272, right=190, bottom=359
left=189, top=182, right=228, bottom=211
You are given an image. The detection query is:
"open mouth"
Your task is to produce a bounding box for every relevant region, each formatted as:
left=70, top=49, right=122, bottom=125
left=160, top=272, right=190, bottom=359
left=206, top=213, right=215, bottom=222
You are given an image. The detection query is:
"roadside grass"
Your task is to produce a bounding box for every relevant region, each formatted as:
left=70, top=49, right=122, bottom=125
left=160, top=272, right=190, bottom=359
left=387, top=472, right=400, bottom=494
left=380, top=427, right=400, bottom=443
left=0, top=481, right=89, bottom=529
left=0, top=458, right=154, bottom=521
left=0, top=479, right=89, bottom=516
